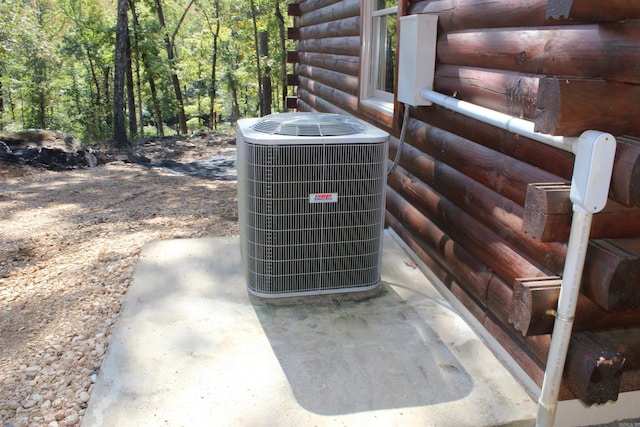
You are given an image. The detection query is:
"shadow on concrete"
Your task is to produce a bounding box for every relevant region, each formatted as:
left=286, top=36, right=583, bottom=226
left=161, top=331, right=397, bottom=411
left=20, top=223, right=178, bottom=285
left=252, top=282, right=473, bottom=416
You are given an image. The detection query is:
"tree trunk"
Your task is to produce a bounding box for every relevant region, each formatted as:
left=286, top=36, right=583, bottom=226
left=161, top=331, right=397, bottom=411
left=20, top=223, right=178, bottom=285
left=154, top=0, right=190, bottom=134
left=1, top=72, right=4, bottom=114
left=130, top=0, right=163, bottom=137
left=113, top=0, right=128, bottom=147
left=205, top=0, right=221, bottom=130
left=125, top=34, right=137, bottom=139
left=130, top=9, right=144, bottom=137
left=275, top=0, right=287, bottom=111
left=250, top=0, right=264, bottom=116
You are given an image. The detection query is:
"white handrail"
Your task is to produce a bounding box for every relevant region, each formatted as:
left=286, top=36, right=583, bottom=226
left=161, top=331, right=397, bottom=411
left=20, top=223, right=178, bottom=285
left=420, top=88, right=616, bottom=427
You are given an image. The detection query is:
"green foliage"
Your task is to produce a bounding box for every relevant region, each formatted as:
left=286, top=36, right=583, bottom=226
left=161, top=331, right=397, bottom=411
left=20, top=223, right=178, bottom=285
left=143, top=123, right=178, bottom=137
left=0, top=0, right=293, bottom=142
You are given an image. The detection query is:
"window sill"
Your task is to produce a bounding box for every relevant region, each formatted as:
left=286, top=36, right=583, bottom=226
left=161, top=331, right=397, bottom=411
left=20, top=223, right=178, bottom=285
left=358, top=97, right=395, bottom=129
left=360, top=97, right=394, bottom=116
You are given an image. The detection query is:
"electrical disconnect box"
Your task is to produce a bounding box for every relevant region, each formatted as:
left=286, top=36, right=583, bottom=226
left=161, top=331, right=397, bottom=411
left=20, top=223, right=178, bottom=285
left=397, top=14, right=438, bottom=107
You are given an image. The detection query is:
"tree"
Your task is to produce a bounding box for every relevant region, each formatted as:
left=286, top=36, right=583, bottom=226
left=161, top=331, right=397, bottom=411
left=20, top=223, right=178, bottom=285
left=274, top=0, right=287, bottom=112
left=129, top=0, right=165, bottom=137
left=153, top=0, right=194, bottom=135
left=249, top=0, right=265, bottom=116
left=113, top=0, right=129, bottom=146
left=0, top=0, right=292, bottom=140
left=200, top=0, right=221, bottom=129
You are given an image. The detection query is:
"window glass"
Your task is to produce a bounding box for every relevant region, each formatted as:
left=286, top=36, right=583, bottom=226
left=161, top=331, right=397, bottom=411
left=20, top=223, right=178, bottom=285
left=361, top=0, right=397, bottom=113
left=375, top=12, right=396, bottom=94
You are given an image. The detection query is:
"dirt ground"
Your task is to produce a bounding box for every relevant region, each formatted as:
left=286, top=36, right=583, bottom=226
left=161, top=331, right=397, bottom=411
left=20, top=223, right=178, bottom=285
left=0, top=134, right=239, bottom=426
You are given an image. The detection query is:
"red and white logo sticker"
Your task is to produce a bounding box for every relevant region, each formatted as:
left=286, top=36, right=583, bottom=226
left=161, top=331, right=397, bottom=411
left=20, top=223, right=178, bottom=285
left=309, top=192, right=338, bottom=203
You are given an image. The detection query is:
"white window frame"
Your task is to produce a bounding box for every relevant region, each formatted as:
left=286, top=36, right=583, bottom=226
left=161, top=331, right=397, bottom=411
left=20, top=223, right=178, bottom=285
left=360, top=1, right=398, bottom=115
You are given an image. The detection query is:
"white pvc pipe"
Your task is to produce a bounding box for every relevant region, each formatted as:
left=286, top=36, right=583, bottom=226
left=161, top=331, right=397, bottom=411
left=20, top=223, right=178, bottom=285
left=420, top=88, right=616, bottom=427
left=420, top=89, right=577, bottom=153
left=536, top=205, right=592, bottom=426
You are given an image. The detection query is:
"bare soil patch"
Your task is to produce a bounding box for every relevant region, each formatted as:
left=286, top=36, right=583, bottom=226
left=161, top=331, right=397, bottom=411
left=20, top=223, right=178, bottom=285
left=0, top=134, right=239, bottom=426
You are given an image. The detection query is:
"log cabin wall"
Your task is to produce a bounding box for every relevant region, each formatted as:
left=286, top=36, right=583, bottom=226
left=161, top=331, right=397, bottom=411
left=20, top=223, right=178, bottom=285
left=288, top=0, right=640, bottom=404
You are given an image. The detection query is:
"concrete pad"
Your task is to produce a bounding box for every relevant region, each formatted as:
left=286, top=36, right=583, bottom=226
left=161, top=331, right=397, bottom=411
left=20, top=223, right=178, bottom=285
left=84, top=231, right=536, bottom=426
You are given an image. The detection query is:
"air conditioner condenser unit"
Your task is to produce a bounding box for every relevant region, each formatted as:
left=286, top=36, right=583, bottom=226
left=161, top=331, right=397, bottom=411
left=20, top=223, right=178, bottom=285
left=236, top=113, right=389, bottom=298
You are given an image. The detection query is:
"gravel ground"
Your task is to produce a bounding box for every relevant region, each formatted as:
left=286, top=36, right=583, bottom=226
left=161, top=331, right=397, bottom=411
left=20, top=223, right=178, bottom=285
left=0, top=136, right=239, bottom=426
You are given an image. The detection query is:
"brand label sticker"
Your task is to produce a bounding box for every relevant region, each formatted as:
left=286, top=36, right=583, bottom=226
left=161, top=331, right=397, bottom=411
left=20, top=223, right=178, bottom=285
left=309, top=192, right=338, bottom=203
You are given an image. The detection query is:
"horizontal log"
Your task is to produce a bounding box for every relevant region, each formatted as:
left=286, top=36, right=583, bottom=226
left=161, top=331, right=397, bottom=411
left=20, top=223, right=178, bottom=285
left=390, top=138, right=566, bottom=273
left=509, top=277, right=561, bottom=336
left=437, top=22, right=640, bottom=84
left=412, top=106, right=574, bottom=179
left=535, top=77, right=640, bottom=136
left=296, top=87, right=350, bottom=115
left=388, top=166, right=552, bottom=284
left=299, top=0, right=340, bottom=14
left=285, top=96, right=298, bottom=109
left=408, top=0, right=551, bottom=32
left=416, top=109, right=639, bottom=209
left=286, top=74, right=299, bottom=86
left=297, top=64, right=358, bottom=95
left=522, top=183, right=640, bottom=241
left=387, top=183, right=558, bottom=340
left=297, top=76, right=358, bottom=113
left=299, top=0, right=359, bottom=27
left=298, top=16, right=360, bottom=39
left=287, top=27, right=300, bottom=40
left=547, top=0, right=640, bottom=21
left=583, top=239, right=640, bottom=311
left=408, top=118, right=562, bottom=206
left=565, top=331, right=625, bottom=405
left=296, top=98, right=314, bottom=113
left=385, top=186, right=494, bottom=305
left=611, top=136, right=640, bottom=207
left=286, top=51, right=299, bottom=63
left=434, top=65, right=540, bottom=120
left=287, top=3, right=301, bottom=17
left=593, top=328, right=640, bottom=371
left=522, top=183, right=572, bottom=241
left=296, top=52, right=359, bottom=77
left=509, top=275, right=640, bottom=335
left=432, top=66, right=640, bottom=138
left=582, top=329, right=640, bottom=395
left=296, top=36, right=361, bottom=56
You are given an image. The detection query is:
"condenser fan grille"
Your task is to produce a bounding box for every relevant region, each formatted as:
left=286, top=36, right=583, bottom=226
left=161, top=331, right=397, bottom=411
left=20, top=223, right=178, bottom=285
left=251, top=113, right=365, bottom=136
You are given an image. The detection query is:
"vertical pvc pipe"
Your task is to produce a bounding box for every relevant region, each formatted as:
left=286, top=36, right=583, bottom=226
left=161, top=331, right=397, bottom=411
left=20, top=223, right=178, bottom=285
left=536, top=206, right=593, bottom=426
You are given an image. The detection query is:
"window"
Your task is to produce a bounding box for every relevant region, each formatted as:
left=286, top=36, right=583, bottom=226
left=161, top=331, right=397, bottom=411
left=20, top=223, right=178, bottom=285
left=361, top=0, right=398, bottom=115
